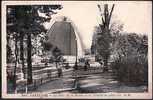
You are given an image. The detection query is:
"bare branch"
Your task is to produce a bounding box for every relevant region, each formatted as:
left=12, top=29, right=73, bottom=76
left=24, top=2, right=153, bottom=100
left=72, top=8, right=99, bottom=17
left=97, top=4, right=102, bottom=12
left=102, top=16, right=105, bottom=26
left=108, top=4, right=115, bottom=25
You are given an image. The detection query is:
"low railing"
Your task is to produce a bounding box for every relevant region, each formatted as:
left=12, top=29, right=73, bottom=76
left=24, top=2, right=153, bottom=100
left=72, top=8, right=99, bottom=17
left=16, top=67, right=59, bottom=93
left=72, top=67, right=104, bottom=76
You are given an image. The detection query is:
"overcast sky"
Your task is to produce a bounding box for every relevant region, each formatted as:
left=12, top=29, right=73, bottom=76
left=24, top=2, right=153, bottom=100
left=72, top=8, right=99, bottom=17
left=46, top=1, right=152, bottom=49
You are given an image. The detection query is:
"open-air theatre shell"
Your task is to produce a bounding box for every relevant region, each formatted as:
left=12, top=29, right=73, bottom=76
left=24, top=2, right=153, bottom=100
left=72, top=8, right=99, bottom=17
left=47, top=16, right=85, bottom=56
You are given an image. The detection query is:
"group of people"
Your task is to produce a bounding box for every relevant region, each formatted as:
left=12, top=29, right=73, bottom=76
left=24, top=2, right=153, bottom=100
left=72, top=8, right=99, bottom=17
left=73, top=59, right=90, bottom=71
left=47, top=59, right=91, bottom=78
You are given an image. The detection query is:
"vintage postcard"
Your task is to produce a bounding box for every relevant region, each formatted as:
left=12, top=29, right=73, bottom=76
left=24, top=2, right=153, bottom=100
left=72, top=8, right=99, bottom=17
left=1, top=0, right=152, bottom=99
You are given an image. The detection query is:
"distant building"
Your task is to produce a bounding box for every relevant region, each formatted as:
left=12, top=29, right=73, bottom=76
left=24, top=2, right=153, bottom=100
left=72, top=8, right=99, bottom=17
left=47, top=16, right=85, bottom=57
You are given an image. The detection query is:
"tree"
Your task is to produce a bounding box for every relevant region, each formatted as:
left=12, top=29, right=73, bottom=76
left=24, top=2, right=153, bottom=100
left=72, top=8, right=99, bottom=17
left=96, top=4, right=115, bottom=71
left=43, top=42, right=63, bottom=65
left=7, top=8, right=21, bottom=91
left=7, top=5, right=63, bottom=85
left=91, top=26, right=101, bottom=55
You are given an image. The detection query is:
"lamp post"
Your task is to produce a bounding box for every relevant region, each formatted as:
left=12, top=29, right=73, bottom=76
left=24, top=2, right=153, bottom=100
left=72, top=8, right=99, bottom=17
left=75, top=38, right=78, bottom=70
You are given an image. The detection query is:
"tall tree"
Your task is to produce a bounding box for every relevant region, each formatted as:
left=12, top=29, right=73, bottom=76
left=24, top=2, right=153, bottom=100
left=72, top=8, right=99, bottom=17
left=7, top=5, right=63, bottom=85
left=97, top=4, right=115, bottom=71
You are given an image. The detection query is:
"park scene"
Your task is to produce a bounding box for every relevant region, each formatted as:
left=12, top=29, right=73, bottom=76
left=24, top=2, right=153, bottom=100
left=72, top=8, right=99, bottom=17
left=6, top=2, right=149, bottom=94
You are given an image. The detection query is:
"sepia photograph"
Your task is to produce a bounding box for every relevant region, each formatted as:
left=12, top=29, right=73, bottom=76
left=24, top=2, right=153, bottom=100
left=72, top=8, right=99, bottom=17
left=1, top=0, right=152, bottom=99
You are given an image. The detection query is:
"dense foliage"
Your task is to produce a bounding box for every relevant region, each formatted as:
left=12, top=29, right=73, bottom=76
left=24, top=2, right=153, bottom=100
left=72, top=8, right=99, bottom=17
left=111, top=33, right=148, bottom=85
left=7, top=5, right=62, bottom=89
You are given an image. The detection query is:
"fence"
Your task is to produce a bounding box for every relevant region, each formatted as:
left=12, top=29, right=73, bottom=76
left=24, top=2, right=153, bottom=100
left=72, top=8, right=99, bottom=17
left=15, top=66, right=60, bottom=93
left=72, top=67, right=104, bottom=76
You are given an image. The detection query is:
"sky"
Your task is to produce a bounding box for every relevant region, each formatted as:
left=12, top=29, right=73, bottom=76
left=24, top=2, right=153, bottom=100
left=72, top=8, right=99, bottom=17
left=45, top=1, right=152, bottom=49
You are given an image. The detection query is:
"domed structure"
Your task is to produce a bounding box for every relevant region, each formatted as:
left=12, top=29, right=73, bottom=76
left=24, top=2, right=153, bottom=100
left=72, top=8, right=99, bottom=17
left=47, top=16, right=85, bottom=56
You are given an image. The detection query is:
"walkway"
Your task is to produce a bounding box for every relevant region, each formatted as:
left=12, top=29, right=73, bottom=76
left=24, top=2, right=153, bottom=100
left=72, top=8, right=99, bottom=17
left=34, top=70, right=147, bottom=93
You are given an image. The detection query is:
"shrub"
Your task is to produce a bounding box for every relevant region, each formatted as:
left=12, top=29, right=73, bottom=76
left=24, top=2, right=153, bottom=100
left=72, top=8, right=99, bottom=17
left=111, top=33, right=148, bottom=85
left=111, top=55, right=148, bottom=85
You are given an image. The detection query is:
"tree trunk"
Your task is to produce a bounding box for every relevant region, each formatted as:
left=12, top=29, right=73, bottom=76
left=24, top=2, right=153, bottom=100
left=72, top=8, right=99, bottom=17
left=20, top=34, right=26, bottom=78
left=103, top=30, right=110, bottom=72
left=13, top=36, right=18, bottom=91
left=103, top=57, right=108, bottom=72
left=27, top=33, right=33, bottom=84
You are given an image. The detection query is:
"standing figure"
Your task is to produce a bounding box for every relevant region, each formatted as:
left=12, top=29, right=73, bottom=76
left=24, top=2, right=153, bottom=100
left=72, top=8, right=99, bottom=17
left=58, top=67, right=63, bottom=77
left=84, top=60, right=90, bottom=71
left=74, top=62, right=78, bottom=70
left=45, top=62, right=48, bottom=67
